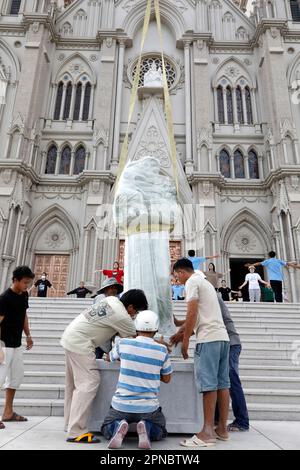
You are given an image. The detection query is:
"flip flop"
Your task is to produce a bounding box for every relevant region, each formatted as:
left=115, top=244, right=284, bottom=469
left=67, top=432, right=100, bottom=444
left=180, top=435, right=215, bottom=447
left=0, top=421, right=5, bottom=429
left=2, top=413, right=28, bottom=422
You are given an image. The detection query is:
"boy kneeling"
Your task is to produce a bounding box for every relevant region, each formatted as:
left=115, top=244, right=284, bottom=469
left=101, top=310, right=172, bottom=449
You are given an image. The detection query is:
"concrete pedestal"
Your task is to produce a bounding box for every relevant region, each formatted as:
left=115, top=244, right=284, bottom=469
left=89, top=359, right=203, bottom=434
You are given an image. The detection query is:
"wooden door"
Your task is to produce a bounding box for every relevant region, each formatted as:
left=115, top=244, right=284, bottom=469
left=33, top=254, right=70, bottom=297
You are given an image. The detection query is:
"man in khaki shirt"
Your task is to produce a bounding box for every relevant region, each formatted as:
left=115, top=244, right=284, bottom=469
left=172, top=258, right=230, bottom=448
left=60, top=289, right=148, bottom=444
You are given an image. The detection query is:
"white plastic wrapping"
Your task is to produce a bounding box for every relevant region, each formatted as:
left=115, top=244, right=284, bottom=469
left=113, top=157, right=180, bottom=336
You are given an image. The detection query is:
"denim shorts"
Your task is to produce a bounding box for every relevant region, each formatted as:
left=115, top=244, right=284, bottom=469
left=194, top=341, right=230, bottom=393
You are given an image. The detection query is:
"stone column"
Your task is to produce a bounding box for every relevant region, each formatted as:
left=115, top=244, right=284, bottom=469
left=59, top=84, right=67, bottom=121
left=79, top=83, right=86, bottom=121
left=242, top=88, right=248, bottom=125
left=230, top=153, right=235, bottom=178
left=111, top=39, right=126, bottom=170
left=184, top=40, right=193, bottom=174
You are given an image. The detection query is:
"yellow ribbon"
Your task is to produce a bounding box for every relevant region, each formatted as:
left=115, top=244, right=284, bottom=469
left=116, top=0, right=152, bottom=189
left=116, top=0, right=179, bottom=196
left=153, top=0, right=179, bottom=196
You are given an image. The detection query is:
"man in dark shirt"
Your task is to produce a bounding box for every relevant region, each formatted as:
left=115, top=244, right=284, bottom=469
left=34, top=272, right=53, bottom=297
left=67, top=281, right=92, bottom=298
left=0, top=266, right=35, bottom=430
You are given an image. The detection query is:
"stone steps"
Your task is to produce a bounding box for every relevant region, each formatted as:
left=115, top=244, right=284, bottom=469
left=2, top=298, right=299, bottom=421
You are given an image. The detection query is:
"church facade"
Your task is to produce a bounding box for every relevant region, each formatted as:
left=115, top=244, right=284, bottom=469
left=0, top=0, right=300, bottom=299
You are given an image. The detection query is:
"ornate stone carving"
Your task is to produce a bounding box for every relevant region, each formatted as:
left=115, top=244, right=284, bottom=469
left=212, top=57, right=220, bottom=64
left=89, top=55, right=98, bottom=62
left=31, top=22, right=40, bottom=34
left=270, top=27, right=279, bottom=39
left=45, top=229, right=67, bottom=249
left=202, top=182, right=211, bottom=195
left=291, top=175, right=299, bottom=191
left=133, top=125, right=169, bottom=168
left=225, top=65, right=240, bottom=78
left=58, top=54, right=65, bottom=61
left=234, top=232, right=257, bottom=253
left=105, top=37, right=113, bottom=48
left=122, top=0, right=187, bottom=12
left=1, top=170, right=12, bottom=185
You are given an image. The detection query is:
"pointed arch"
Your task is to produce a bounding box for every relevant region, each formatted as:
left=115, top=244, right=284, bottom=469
left=221, top=209, right=272, bottom=256
left=213, top=56, right=254, bottom=88
left=122, top=0, right=186, bottom=40
left=26, top=204, right=80, bottom=254
left=54, top=52, right=96, bottom=85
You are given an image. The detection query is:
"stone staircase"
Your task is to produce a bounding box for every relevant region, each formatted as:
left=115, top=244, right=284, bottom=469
left=1, top=298, right=300, bottom=421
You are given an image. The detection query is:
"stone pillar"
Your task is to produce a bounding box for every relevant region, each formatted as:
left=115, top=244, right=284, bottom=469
left=184, top=40, right=193, bottom=174
left=111, top=39, right=126, bottom=170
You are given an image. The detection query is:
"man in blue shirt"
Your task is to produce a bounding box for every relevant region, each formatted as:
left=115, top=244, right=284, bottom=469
left=187, top=250, right=220, bottom=271
left=249, top=251, right=294, bottom=302
left=171, top=279, right=185, bottom=300
left=101, top=310, right=172, bottom=450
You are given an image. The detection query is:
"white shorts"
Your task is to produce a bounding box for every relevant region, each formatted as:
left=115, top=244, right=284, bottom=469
left=0, top=347, right=24, bottom=389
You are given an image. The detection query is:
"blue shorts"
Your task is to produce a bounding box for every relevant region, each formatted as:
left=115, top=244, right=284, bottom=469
left=194, top=341, right=230, bottom=393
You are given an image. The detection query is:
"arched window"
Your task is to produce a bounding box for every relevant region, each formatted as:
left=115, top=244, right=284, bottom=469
left=236, top=86, right=244, bottom=124
left=59, top=146, right=71, bottom=174
left=226, top=86, right=233, bottom=124
left=73, top=83, right=82, bottom=121
left=290, top=0, right=300, bottom=21
left=248, top=150, right=259, bottom=179
left=54, top=82, right=63, bottom=120
left=82, top=82, right=91, bottom=120
left=74, top=146, right=86, bottom=174
left=45, top=145, right=57, bottom=174
left=219, top=149, right=231, bottom=178
left=245, top=86, right=253, bottom=124
left=217, top=86, right=224, bottom=123
left=63, top=82, right=72, bottom=120
left=9, top=0, right=21, bottom=14
left=234, top=150, right=245, bottom=178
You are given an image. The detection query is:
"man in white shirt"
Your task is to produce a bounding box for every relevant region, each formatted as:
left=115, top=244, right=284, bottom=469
left=239, top=266, right=270, bottom=302
left=172, top=258, right=230, bottom=447
left=60, top=289, right=148, bottom=444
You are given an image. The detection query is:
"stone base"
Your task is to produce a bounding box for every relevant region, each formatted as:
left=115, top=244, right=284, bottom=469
left=88, top=359, right=203, bottom=434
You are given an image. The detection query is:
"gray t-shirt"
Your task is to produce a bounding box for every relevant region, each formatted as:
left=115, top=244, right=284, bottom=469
left=218, top=296, right=241, bottom=346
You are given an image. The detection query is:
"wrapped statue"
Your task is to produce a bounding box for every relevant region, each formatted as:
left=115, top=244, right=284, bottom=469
left=113, top=157, right=180, bottom=336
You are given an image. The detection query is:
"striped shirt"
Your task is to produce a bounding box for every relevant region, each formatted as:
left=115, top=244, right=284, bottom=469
left=109, top=336, right=173, bottom=413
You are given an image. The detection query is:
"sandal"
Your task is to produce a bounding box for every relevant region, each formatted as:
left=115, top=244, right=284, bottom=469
left=2, top=412, right=28, bottom=422
left=227, top=423, right=249, bottom=432
left=67, top=432, right=100, bottom=444
left=180, top=435, right=215, bottom=447
left=0, top=421, right=5, bottom=429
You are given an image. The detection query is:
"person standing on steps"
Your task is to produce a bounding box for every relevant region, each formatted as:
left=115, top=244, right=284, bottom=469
left=66, top=281, right=92, bottom=298
left=247, top=252, right=295, bottom=303
left=95, top=261, right=124, bottom=285
left=32, top=272, right=55, bottom=298
left=187, top=250, right=220, bottom=271
left=0, top=266, right=35, bottom=430
left=239, top=266, right=270, bottom=303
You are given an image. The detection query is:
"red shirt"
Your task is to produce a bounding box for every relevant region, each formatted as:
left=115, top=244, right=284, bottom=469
left=103, top=269, right=124, bottom=284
